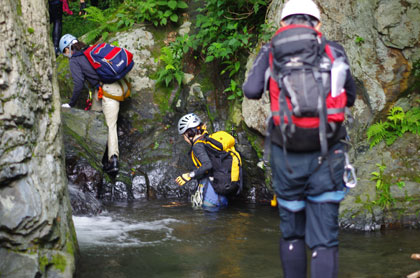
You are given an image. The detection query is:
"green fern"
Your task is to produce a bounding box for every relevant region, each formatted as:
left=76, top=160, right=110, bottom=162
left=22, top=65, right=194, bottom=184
left=83, top=7, right=119, bottom=44
left=83, top=6, right=107, bottom=23
left=405, top=107, right=420, bottom=134
left=367, top=121, right=387, bottom=148
left=367, top=105, right=420, bottom=148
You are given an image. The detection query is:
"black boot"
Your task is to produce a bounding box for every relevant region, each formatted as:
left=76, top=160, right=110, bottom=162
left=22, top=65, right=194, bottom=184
left=104, top=155, right=118, bottom=174
left=310, top=246, right=338, bottom=278
left=280, top=238, right=307, bottom=278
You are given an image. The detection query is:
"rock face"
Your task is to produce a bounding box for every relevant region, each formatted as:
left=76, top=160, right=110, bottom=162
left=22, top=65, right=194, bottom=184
left=59, top=22, right=269, bottom=206
left=0, top=1, right=77, bottom=277
left=244, top=0, right=420, bottom=134
left=242, top=0, right=420, bottom=229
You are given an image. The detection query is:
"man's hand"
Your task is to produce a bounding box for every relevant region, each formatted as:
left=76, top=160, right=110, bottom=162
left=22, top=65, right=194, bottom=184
left=175, top=173, right=191, bottom=186
left=61, top=103, right=71, bottom=108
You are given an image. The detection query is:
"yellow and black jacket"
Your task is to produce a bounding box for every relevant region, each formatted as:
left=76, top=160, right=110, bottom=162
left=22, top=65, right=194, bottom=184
left=190, top=131, right=242, bottom=196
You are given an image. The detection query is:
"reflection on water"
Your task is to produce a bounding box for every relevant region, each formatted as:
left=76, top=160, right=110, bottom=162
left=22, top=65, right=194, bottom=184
left=74, top=201, right=420, bottom=278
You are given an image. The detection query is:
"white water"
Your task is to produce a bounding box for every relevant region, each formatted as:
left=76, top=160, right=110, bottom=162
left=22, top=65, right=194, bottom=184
left=73, top=214, right=181, bottom=247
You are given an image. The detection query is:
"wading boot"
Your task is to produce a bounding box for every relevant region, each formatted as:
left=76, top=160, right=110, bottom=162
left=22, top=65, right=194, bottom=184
left=280, top=238, right=307, bottom=278
left=104, top=155, right=118, bottom=174
left=310, top=246, right=338, bottom=278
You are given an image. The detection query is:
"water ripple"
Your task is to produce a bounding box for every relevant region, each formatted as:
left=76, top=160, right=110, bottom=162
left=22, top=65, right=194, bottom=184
left=73, top=215, right=182, bottom=247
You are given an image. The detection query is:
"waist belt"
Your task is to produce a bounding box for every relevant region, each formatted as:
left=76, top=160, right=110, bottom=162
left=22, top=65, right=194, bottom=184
left=99, top=78, right=131, bottom=102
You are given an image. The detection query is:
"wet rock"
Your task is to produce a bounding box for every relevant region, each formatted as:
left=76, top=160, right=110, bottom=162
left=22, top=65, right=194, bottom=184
left=0, top=178, right=42, bottom=232
left=0, top=249, right=38, bottom=278
left=0, top=0, right=77, bottom=275
left=62, top=108, right=108, bottom=163
left=68, top=183, right=102, bottom=216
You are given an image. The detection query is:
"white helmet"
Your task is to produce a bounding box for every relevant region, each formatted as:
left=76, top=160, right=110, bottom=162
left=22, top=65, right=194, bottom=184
left=59, top=34, right=77, bottom=55
left=281, top=0, right=321, bottom=21
left=178, top=113, right=201, bottom=135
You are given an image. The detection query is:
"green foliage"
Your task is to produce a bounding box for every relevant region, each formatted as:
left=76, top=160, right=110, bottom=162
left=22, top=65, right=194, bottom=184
left=224, top=80, right=243, bottom=101
left=118, top=0, right=188, bottom=27
left=83, top=6, right=119, bottom=43
left=51, top=254, right=67, bottom=273
left=370, top=163, right=405, bottom=209
left=63, top=0, right=187, bottom=44
left=62, top=1, right=100, bottom=38
left=193, top=0, right=267, bottom=71
left=154, top=34, right=193, bottom=87
left=367, top=105, right=420, bottom=148
left=155, top=0, right=268, bottom=98
left=355, top=36, right=365, bottom=45
left=192, top=0, right=268, bottom=100
left=258, top=22, right=276, bottom=43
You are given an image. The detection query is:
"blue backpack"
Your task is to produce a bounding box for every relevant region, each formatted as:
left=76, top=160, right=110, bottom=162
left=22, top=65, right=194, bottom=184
left=84, top=43, right=134, bottom=84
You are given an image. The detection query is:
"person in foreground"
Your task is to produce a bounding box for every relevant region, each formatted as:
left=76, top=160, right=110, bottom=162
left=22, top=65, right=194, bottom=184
left=175, top=113, right=228, bottom=212
left=59, top=34, right=126, bottom=175
left=243, top=0, right=356, bottom=277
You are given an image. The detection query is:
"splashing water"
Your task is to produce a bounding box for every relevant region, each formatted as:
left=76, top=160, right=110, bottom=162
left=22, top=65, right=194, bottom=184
left=73, top=214, right=181, bottom=247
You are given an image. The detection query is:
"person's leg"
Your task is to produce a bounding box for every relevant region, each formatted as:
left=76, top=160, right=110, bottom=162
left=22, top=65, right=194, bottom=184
left=305, top=142, right=345, bottom=278
left=48, top=0, right=63, bottom=55
left=202, top=179, right=227, bottom=212
left=306, top=202, right=339, bottom=278
left=52, top=18, right=62, bottom=53
left=271, top=144, right=311, bottom=278
left=102, top=96, right=120, bottom=160
left=101, top=83, right=123, bottom=162
left=101, top=83, right=120, bottom=174
left=278, top=208, right=307, bottom=278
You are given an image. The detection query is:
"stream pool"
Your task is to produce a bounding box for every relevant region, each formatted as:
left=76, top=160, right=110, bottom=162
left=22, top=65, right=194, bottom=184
left=73, top=200, right=419, bottom=278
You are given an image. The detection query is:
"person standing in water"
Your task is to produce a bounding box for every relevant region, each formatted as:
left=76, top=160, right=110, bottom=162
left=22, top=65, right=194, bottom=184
left=175, top=113, right=228, bottom=212
left=243, top=0, right=356, bottom=277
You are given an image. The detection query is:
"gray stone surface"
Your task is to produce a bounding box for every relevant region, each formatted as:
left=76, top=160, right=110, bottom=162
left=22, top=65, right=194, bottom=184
left=245, top=0, right=420, bottom=133
left=61, top=108, right=108, bottom=162
left=0, top=248, right=39, bottom=278
left=0, top=0, right=77, bottom=276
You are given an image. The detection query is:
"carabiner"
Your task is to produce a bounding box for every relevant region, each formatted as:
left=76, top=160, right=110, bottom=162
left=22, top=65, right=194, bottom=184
left=343, top=153, right=357, bottom=188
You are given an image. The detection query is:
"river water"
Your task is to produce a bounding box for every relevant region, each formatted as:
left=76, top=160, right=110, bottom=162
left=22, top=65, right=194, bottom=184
left=73, top=200, right=419, bottom=278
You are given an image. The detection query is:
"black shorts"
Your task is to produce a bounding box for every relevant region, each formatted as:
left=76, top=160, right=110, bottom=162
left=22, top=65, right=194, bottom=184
left=271, top=142, right=346, bottom=248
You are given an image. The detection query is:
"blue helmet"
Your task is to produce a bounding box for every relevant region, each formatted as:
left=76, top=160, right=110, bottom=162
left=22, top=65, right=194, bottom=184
left=59, top=34, right=77, bottom=54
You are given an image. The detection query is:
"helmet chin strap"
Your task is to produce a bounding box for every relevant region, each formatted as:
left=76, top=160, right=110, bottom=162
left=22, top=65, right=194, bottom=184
left=64, top=43, right=74, bottom=58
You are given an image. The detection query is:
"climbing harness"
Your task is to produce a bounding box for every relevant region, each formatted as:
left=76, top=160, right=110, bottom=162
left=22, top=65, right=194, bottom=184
left=191, top=184, right=204, bottom=208
left=343, top=152, right=357, bottom=188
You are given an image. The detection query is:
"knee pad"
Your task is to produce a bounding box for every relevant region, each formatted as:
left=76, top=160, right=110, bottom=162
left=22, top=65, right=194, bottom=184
left=310, top=246, right=338, bottom=278
left=279, top=238, right=307, bottom=278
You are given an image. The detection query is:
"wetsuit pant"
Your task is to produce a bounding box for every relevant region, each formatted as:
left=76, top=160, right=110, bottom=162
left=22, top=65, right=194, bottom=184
left=101, top=82, right=124, bottom=160
left=200, top=178, right=228, bottom=212
left=49, top=0, right=62, bottom=54
left=271, top=142, right=345, bottom=277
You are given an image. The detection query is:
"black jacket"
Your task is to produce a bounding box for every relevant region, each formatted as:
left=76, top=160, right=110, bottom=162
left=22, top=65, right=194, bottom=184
left=190, top=137, right=213, bottom=179
left=243, top=41, right=356, bottom=106
left=68, top=51, right=100, bottom=107
left=243, top=40, right=357, bottom=150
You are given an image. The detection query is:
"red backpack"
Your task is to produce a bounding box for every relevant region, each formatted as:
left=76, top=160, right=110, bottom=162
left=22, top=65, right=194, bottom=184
left=267, top=24, right=348, bottom=156
left=84, top=43, right=134, bottom=84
